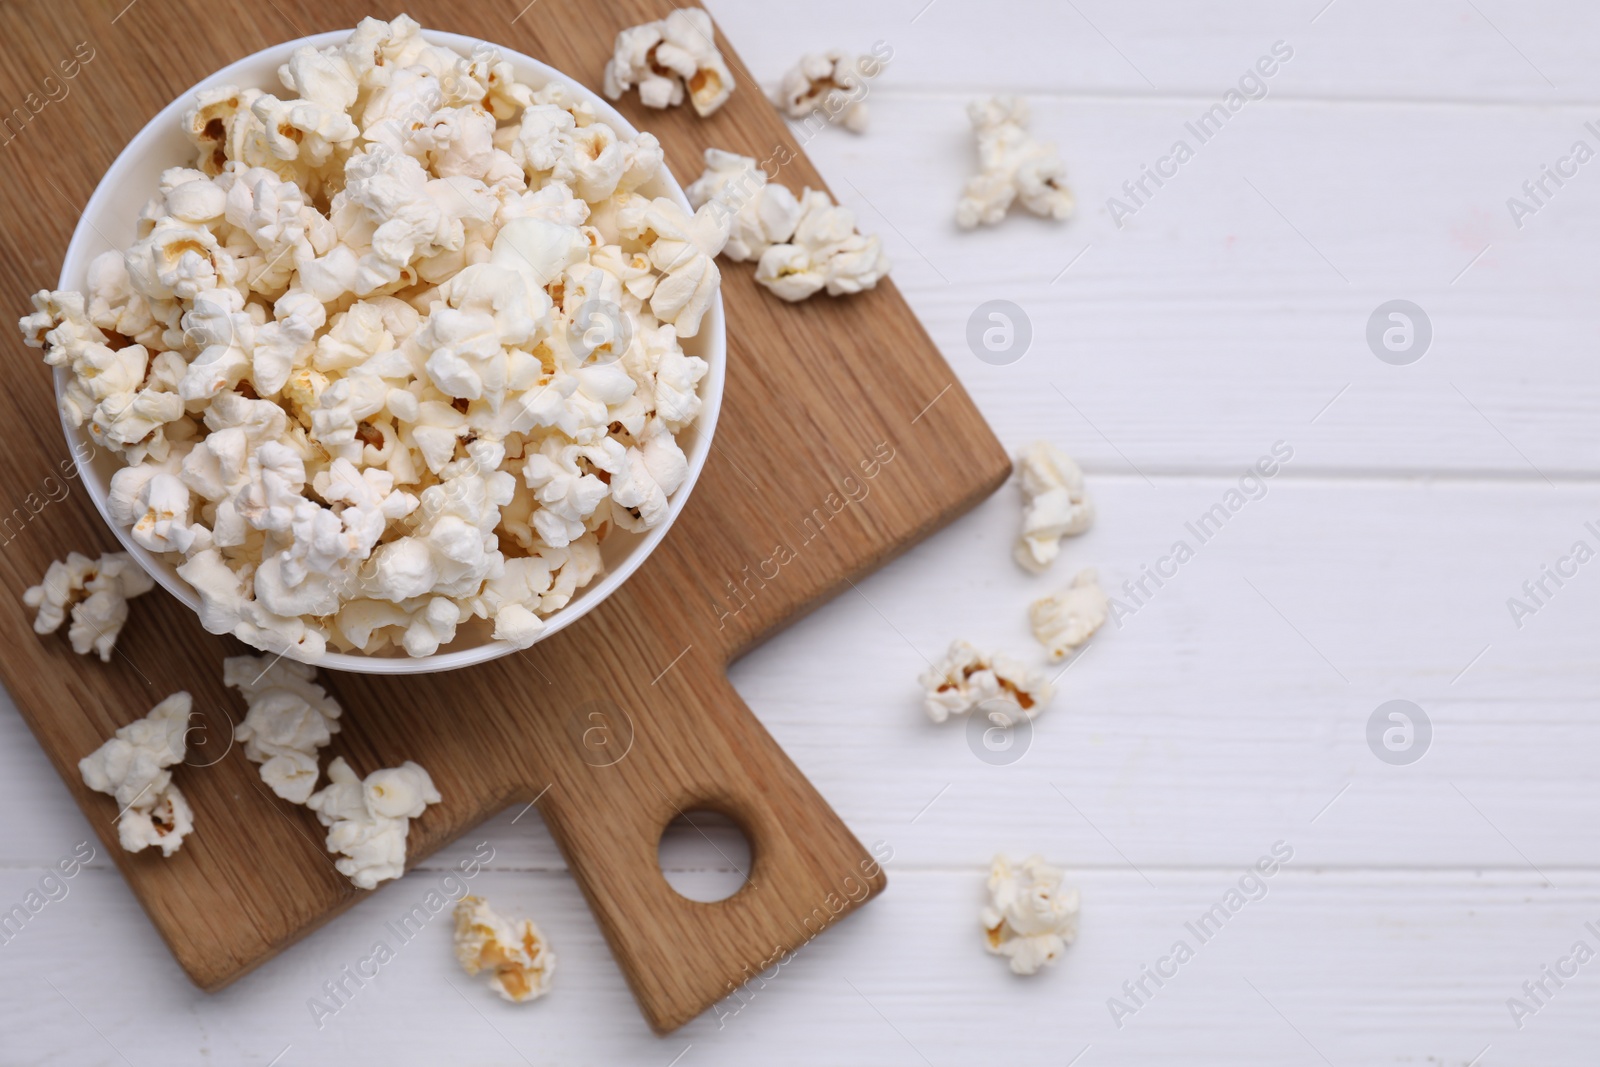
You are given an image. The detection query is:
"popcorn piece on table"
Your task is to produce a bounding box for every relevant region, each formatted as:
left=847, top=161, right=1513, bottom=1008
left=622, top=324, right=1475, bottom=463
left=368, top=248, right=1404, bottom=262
left=453, top=895, right=556, bottom=1002
left=224, top=654, right=343, bottom=803
left=1014, top=441, right=1093, bottom=574
left=306, top=755, right=441, bottom=890
left=603, top=8, right=733, bottom=117
left=918, top=639, right=1052, bottom=727
left=956, top=96, right=1074, bottom=229
left=981, top=854, right=1079, bottom=976
left=19, top=16, right=719, bottom=664
left=685, top=149, right=891, bottom=302
left=23, top=551, right=154, bottom=662
left=771, top=51, right=883, bottom=134
left=1029, top=568, right=1107, bottom=662
left=78, top=692, right=195, bottom=857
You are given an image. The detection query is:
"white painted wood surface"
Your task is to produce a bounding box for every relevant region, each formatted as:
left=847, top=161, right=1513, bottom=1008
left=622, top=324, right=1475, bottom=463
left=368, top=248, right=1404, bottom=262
left=4, top=0, right=1598, bottom=1062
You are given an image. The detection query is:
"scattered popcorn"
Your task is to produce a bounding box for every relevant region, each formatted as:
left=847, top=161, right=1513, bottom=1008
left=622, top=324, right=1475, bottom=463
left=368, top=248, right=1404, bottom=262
left=78, top=692, right=195, bottom=856
left=685, top=149, right=890, bottom=301
left=21, top=16, right=715, bottom=663
left=224, top=654, right=343, bottom=803
left=602, top=8, right=733, bottom=117
left=1013, top=442, right=1093, bottom=574
left=306, top=755, right=440, bottom=889
left=771, top=51, right=881, bottom=134
left=453, top=895, right=556, bottom=1002
left=1029, top=568, right=1107, bottom=661
left=918, top=639, right=1052, bottom=727
left=685, top=149, right=800, bottom=262
left=956, top=97, right=1073, bottom=229
left=23, top=551, right=154, bottom=662
left=981, top=854, right=1078, bottom=976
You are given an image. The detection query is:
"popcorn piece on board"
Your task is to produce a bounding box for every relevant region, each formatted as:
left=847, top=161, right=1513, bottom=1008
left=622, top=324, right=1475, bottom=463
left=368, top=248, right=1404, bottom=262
left=19, top=16, right=717, bottom=664
left=1029, top=568, right=1107, bottom=662
left=956, top=96, right=1074, bottom=229
left=684, top=149, right=890, bottom=302
left=1013, top=441, right=1093, bottom=573
left=602, top=8, right=733, bottom=117
left=981, top=854, right=1079, bottom=976
left=918, top=639, right=1052, bottom=727
left=78, top=692, right=195, bottom=857
left=23, top=551, right=155, bottom=662
left=754, top=190, right=892, bottom=301
left=224, top=654, right=344, bottom=803
left=772, top=51, right=882, bottom=134
left=306, top=755, right=441, bottom=889
left=453, top=895, right=557, bottom=1003
left=684, top=149, right=801, bottom=262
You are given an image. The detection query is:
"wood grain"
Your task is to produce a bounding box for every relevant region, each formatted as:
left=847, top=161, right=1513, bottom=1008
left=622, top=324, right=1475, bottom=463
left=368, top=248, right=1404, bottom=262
left=0, top=0, right=1008, bottom=1034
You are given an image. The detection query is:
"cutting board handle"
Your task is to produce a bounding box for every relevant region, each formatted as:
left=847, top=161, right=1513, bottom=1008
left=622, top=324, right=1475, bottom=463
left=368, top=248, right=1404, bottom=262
left=527, top=657, right=887, bottom=1033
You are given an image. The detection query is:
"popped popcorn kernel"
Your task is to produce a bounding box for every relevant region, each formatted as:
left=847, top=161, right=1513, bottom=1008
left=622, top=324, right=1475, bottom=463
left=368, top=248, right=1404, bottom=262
left=957, top=97, right=1073, bottom=229
left=981, top=854, right=1079, bottom=975
left=685, top=149, right=890, bottom=302
left=23, top=551, right=154, bottom=662
left=453, top=895, right=556, bottom=1002
left=306, top=755, right=440, bottom=889
left=1014, top=441, right=1093, bottom=573
left=918, top=639, right=1053, bottom=727
left=602, top=9, right=733, bottom=117
left=1029, top=568, right=1107, bottom=661
left=224, top=654, right=343, bottom=803
left=78, top=692, right=195, bottom=857
left=772, top=50, right=884, bottom=134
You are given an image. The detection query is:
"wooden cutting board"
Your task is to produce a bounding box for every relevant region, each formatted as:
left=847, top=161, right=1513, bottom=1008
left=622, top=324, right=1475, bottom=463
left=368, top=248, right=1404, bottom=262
left=0, top=0, right=1009, bottom=1035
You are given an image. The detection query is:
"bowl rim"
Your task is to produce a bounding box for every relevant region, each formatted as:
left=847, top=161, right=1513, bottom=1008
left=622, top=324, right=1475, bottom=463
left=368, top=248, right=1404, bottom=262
left=53, top=27, right=725, bottom=675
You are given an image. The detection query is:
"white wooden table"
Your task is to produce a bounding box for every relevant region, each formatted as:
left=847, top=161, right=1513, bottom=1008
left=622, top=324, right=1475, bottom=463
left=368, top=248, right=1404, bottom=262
left=4, top=1, right=1598, bottom=1062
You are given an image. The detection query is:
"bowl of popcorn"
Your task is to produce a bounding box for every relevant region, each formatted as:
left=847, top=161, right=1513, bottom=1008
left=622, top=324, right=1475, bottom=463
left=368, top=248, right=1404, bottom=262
left=19, top=15, right=726, bottom=673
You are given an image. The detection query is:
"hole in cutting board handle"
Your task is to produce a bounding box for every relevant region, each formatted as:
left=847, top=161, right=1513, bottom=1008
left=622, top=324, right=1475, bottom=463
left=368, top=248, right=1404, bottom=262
left=657, top=810, right=753, bottom=903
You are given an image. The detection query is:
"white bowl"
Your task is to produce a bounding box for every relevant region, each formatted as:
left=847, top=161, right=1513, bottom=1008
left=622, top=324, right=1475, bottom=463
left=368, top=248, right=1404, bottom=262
left=53, top=29, right=724, bottom=675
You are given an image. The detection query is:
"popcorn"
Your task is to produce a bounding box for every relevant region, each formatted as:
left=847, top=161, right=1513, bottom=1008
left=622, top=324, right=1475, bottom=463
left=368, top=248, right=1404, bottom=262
left=918, top=639, right=1052, bottom=727
left=120, top=786, right=197, bottom=856
left=21, top=288, right=187, bottom=459
left=1029, top=569, right=1107, bottom=662
left=685, top=149, right=890, bottom=302
left=453, top=895, right=556, bottom=1002
left=23, top=551, right=155, bottom=662
left=306, top=755, right=440, bottom=889
left=78, top=692, right=195, bottom=857
left=252, top=92, right=359, bottom=174
left=21, top=17, right=715, bottom=663
left=684, top=149, right=801, bottom=262
left=618, top=195, right=729, bottom=337
left=772, top=51, right=879, bottom=134
left=753, top=190, right=891, bottom=301
left=1014, top=442, right=1093, bottom=573
left=602, top=8, right=734, bottom=117
left=184, top=86, right=276, bottom=178
left=981, top=854, right=1079, bottom=976
left=956, top=97, right=1074, bottom=229
left=608, top=417, right=689, bottom=533
left=224, top=654, right=343, bottom=803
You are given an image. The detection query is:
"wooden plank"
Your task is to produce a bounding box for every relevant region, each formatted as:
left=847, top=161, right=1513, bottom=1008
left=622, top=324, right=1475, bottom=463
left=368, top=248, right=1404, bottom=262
left=2, top=865, right=1594, bottom=1063
left=6, top=470, right=1600, bottom=870
left=799, top=93, right=1600, bottom=478
left=714, top=0, right=1599, bottom=104
left=0, top=0, right=1010, bottom=1033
